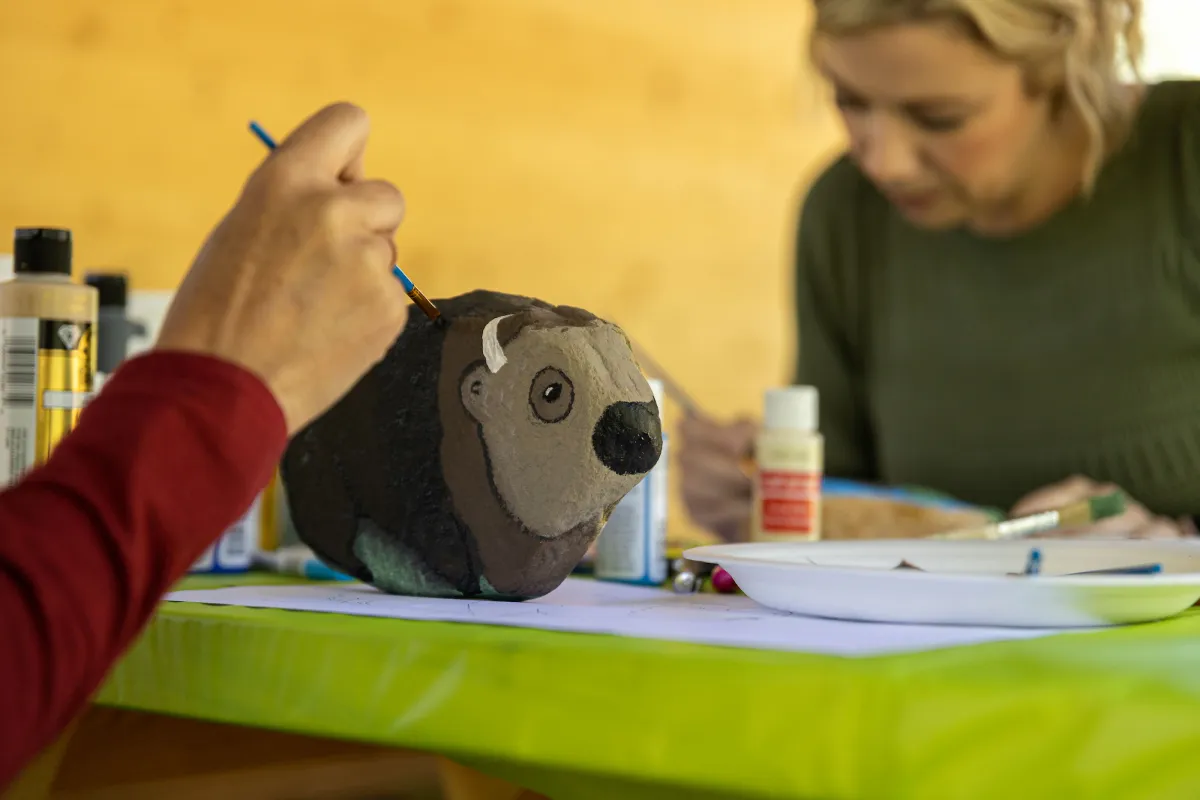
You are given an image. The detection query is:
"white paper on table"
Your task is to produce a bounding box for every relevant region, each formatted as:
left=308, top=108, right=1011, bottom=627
left=165, top=577, right=1075, bottom=657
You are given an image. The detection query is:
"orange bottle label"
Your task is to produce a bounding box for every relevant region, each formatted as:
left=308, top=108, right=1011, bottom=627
left=758, top=470, right=820, bottom=533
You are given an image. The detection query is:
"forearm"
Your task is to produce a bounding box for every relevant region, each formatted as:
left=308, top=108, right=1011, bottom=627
left=0, top=351, right=286, bottom=786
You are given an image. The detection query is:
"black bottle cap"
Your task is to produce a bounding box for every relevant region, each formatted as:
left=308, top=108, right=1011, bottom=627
left=85, top=272, right=128, bottom=307
left=14, top=228, right=72, bottom=277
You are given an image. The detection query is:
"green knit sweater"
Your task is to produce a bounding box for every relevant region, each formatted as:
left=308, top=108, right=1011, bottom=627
left=794, top=80, right=1200, bottom=514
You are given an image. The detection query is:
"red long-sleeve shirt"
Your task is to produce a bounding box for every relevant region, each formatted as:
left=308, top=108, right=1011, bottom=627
left=0, top=351, right=287, bottom=788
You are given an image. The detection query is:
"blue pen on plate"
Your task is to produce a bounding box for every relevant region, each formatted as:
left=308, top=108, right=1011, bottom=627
left=1023, top=547, right=1042, bottom=576
left=247, top=120, right=443, bottom=325
left=254, top=546, right=354, bottom=582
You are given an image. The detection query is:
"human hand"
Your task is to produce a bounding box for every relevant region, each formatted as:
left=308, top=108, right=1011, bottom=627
left=1010, top=475, right=1195, bottom=539
left=156, top=102, right=409, bottom=434
left=678, top=413, right=757, bottom=542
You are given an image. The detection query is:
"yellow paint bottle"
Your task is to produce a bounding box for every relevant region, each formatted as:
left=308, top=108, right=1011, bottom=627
left=0, top=228, right=97, bottom=487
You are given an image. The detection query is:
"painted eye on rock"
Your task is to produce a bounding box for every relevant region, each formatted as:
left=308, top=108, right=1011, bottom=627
left=529, top=367, right=574, bottom=423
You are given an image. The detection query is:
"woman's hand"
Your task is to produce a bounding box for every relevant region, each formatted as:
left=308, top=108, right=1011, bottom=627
left=157, top=102, right=409, bottom=435
left=1010, top=475, right=1196, bottom=539
left=678, top=413, right=757, bottom=542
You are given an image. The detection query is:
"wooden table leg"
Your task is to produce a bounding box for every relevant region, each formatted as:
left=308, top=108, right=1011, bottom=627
left=437, top=758, right=549, bottom=800
left=2, top=720, right=80, bottom=800
left=8, top=708, right=550, bottom=800
left=42, top=706, right=442, bottom=799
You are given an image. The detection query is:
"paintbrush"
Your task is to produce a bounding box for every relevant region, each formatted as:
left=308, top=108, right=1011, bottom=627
left=627, top=338, right=702, bottom=416
left=929, top=491, right=1126, bottom=541
left=625, top=338, right=760, bottom=478
left=627, top=339, right=757, bottom=476
left=248, top=121, right=443, bottom=326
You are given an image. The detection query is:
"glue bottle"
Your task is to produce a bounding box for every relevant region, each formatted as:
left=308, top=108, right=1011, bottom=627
left=0, top=228, right=98, bottom=487
left=751, top=386, right=823, bottom=541
left=595, top=379, right=668, bottom=585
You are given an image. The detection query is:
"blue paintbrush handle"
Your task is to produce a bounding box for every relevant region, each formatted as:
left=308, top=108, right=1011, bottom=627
left=249, top=121, right=277, bottom=149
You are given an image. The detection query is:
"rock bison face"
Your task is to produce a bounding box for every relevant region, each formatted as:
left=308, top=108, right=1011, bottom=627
left=458, top=316, right=662, bottom=538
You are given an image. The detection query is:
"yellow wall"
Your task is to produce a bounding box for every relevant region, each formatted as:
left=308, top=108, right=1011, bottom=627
left=0, top=0, right=844, bottom=543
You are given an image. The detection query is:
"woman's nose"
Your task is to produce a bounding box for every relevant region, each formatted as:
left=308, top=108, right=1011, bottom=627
left=855, top=115, right=924, bottom=187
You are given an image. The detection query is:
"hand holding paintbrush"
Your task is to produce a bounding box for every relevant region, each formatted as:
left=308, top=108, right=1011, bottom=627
left=626, top=339, right=758, bottom=541
left=1008, top=475, right=1195, bottom=540
left=627, top=339, right=704, bottom=417
left=676, top=414, right=757, bottom=542
left=159, top=102, right=411, bottom=434
left=248, top=120, right=443, bottom=327
left=930, top=491, right=1126, bottom=541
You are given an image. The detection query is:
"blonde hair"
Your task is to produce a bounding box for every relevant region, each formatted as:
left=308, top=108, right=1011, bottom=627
left=811, top=0, right=1145, bottom=191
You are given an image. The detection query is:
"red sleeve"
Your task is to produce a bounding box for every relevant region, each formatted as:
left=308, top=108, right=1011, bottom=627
left=0, top=351, right=287, bottom=788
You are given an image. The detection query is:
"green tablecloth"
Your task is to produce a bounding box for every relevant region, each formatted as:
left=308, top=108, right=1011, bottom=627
left=97, top=574, right=1200, bottom=799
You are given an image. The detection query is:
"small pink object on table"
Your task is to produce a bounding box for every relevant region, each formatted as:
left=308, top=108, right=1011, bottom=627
left=712, top=566, right=738, bottom=594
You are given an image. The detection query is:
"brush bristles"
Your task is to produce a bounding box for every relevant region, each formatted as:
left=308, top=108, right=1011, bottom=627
left=407, top=288, right=442, bottom=324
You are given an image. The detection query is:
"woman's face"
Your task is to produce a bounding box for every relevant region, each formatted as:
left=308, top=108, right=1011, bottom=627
left=815, top=21, right=1057, bottom=230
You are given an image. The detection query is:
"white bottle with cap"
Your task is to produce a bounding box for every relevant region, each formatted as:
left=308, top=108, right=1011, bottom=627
left=751, top=386, right=823, bottom=541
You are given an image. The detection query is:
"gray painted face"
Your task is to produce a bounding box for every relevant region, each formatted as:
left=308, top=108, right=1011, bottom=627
left=460, top=320, right=660, bottom=537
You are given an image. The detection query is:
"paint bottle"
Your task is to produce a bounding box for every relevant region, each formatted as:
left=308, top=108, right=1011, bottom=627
left=190, top=489, right=265, bottom=574
left=85, top=272, right=145, bottom=393
left=0, top=228, right=98, bottom=487
left=190, top=470, right=283, bottom=574
left=595, top=379, right=668, bottom=585
left=751, top=386, right=823, bottom=541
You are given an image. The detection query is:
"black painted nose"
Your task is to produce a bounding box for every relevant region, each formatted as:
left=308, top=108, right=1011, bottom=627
left=592, top=401, right=662, bottom=476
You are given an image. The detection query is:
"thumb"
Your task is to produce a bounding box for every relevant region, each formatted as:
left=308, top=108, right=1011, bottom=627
left=276, top=102, right=371, bottom=184
left=341, top=179, right=407, bottom=234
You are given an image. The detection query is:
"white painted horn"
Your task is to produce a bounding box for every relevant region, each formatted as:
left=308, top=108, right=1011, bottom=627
left=482, top=314, right=513, bottom=373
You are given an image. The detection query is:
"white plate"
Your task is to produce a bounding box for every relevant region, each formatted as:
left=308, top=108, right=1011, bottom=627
left=683, top=539, right=1200, bottom=628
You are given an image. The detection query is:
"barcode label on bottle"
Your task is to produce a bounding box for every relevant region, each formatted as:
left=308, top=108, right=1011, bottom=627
left=0, top=319, right=39, bottom=487
left=2, top=336, right=35, bottom=407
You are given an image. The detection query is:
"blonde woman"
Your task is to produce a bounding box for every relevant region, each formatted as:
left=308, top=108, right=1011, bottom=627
left=678, top=0, right=1200, bottom=540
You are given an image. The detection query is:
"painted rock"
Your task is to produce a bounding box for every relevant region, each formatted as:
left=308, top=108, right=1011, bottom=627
left=281, top=290, right=663, bottom=600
